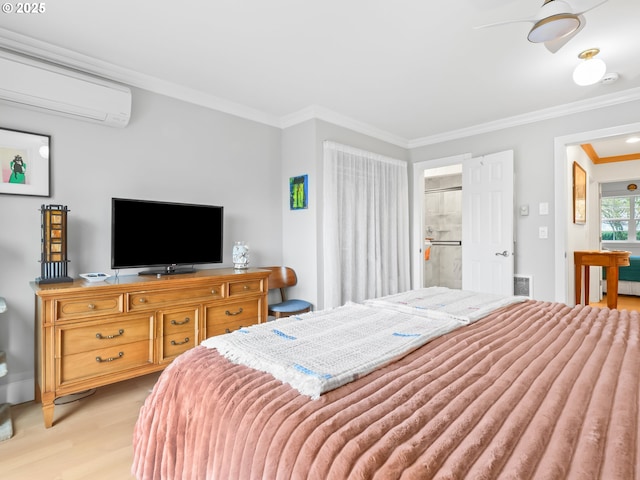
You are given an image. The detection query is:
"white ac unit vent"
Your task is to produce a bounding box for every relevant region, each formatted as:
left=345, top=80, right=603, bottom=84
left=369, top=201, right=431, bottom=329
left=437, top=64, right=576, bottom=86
left=514, top=274, right=533, bottom=298
left=0, top=49, right=131, bottom=127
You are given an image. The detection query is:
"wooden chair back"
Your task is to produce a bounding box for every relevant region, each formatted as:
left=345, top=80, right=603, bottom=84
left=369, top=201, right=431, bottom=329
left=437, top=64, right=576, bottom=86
left=263, top=266, right=298, bottom=301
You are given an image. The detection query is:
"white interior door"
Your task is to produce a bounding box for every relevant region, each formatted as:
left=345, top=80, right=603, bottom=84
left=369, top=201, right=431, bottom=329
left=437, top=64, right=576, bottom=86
left=462, top=150, right=514, bottom=295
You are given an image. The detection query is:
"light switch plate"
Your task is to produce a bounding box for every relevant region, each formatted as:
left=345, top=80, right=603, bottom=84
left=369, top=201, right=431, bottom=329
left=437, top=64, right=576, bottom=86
left=539, top=202, right=549, bottom=215
left=539, top=226, right=548, bottom=239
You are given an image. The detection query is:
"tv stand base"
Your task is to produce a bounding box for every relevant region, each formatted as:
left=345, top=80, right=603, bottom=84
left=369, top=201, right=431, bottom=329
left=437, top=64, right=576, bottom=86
left=138, top=266, right=195, bottom=276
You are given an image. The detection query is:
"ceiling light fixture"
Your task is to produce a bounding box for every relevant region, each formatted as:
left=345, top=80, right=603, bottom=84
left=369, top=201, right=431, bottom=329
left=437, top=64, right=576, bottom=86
left=626, top=136, right=640, bottom=144
left=528, top=13, right=581, bottom=43
left=573, top=48, right=606, bottom=86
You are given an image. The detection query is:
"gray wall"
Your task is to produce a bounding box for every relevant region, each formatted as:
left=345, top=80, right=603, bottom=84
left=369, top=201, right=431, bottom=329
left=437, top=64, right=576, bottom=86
left=2, top=84, right=640, bottom=405
left=280, top=121, right=318, bottom=309
left=0, top=88, right=282, bottom=403
left=280, top=119, right=410, bottom=311
left=410, top=99, right=640, bottom=302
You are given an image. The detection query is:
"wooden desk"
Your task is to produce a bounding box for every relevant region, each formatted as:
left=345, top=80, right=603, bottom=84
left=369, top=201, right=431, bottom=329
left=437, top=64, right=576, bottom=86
left=574, top=250, right=631, bottom=309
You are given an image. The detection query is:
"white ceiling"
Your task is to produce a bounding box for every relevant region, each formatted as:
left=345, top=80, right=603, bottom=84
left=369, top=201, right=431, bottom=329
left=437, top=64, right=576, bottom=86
left=587, top=133, right=640, bottom=157
left=1, top=0, right=639, bottom=148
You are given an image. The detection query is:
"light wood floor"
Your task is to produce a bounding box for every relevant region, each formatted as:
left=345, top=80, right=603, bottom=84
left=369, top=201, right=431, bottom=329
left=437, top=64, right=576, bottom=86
left=592, top=293, right=640, bottom=311
left=0, top=371, right=162, bottom=480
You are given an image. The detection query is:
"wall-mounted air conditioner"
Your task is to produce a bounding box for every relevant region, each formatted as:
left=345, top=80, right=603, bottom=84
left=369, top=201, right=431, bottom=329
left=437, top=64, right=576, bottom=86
left=0, top=49, right=131, bottom=127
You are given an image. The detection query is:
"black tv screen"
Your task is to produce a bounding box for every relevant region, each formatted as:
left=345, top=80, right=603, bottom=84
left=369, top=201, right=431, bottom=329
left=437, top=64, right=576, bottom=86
left=111, top=198, right=223, bottom=275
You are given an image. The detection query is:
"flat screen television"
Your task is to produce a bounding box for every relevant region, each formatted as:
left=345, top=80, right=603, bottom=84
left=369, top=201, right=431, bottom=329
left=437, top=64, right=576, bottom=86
left=111, top=198, right=224, bottom=275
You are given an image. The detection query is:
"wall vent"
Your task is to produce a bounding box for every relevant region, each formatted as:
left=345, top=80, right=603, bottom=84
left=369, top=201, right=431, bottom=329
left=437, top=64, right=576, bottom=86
left=514, top=274, right=533, bottom=298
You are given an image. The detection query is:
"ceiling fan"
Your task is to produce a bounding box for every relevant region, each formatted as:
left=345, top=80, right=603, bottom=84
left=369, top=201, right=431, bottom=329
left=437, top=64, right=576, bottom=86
left=476, top=0, right=609, bottom=53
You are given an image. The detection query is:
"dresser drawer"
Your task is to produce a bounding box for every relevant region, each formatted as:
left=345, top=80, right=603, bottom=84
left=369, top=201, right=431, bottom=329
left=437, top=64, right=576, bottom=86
left=128, top=284, right=224, bottom=311
left=205, top=318, right=249, bottom=338
left=228, top=279, right=263, bottom=297
left=204, top=300, right=258, bottom=338
left=58, top=340, right=153, bottom=385
left=55, top=294, right=124, bottom=321
left=159, top=308, right=198, bottom=363
left=161, top=331, right=195, bottom=360
left=161, top=308, right=197, bottom=334
left=59, top=315, right=153, bottom=356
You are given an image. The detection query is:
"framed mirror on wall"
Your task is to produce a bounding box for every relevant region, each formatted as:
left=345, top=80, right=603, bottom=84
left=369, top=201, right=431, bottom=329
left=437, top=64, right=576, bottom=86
left=0, top=127, right=50, bottom=197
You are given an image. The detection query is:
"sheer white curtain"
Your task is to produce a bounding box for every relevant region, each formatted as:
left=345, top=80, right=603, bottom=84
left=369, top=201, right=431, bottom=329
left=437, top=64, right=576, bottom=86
left=323, top=141, right=410, bottom=308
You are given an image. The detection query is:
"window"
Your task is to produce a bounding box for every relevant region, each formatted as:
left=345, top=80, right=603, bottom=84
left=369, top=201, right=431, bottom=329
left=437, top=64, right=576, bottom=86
left=601, top=195, right=640, bottom=241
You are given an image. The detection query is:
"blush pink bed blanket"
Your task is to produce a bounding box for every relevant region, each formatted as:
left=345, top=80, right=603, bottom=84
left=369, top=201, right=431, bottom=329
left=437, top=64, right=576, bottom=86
left=132, top=301, right=640, bottom=479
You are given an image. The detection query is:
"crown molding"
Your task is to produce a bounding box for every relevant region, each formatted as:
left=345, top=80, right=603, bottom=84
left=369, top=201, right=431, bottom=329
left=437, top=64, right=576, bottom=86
left=280, top=105, right=409, bottom=148
left=407, top=87, right=640, bottom=149
left=2, top=27, right=640, bottom=151
left=0, top=27, right=282, bottom=128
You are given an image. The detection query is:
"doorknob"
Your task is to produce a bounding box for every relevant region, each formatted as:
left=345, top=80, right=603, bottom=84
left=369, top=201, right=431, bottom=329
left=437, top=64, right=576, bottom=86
left=495, top=250, right=510, bottom=257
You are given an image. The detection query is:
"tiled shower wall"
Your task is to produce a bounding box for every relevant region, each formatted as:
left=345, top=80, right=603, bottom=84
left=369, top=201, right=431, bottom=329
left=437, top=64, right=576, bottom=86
left=423, top=173, right=462, bottom=289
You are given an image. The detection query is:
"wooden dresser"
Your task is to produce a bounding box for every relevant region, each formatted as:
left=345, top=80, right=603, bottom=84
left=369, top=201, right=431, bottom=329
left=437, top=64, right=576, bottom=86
left=31, top=268, right=269, bottom=428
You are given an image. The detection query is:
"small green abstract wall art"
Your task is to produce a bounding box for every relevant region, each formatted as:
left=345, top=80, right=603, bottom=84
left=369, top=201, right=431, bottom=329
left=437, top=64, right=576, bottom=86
left=289, top=174, right=308, bottom=210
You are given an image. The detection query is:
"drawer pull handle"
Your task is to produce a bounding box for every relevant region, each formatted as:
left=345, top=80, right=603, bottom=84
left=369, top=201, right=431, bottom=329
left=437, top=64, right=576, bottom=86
left=244, top=285, right=250, bottom=290
left=96, top=352, right=124, bottom=363
left=224, top=326, right=243, bottom=334
left=87, top=303, right=96, bottom=310
left=96, top=329, right=125, bottom=340
left=225, top=307, right=243, bottom=316
left=171, top=317, right=190, bottom=326
left=171, top=337, right=190, bottom=346
left=211, top=289, right=218, bottom=295
left=138, top=298, right=147, bottom=304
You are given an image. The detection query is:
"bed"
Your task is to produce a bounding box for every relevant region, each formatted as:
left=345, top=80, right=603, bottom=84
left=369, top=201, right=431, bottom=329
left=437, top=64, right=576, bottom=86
left=132, top=288, right=639, bottom=480
left=603, top=255, right=640, bottom=296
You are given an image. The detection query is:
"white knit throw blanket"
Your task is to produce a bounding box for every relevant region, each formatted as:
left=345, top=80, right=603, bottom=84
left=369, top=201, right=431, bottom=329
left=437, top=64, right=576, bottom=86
left=202, top=288, right=527, bottom=399
left=365, top=287, right=528, bottom=324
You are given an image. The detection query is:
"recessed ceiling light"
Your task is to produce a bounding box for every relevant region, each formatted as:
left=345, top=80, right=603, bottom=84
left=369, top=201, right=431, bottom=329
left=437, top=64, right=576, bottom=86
left=626, top=136, right=640, bottom=144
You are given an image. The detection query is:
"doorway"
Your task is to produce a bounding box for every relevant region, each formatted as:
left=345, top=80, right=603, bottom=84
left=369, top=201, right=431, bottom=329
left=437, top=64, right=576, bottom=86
left=423, top=165, right=463, bottom=289
left=553, top=121, right=640, bottom=304
left=412, top=151, right=514, bottom=295
left=412, top=154, right=469, bottom=289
